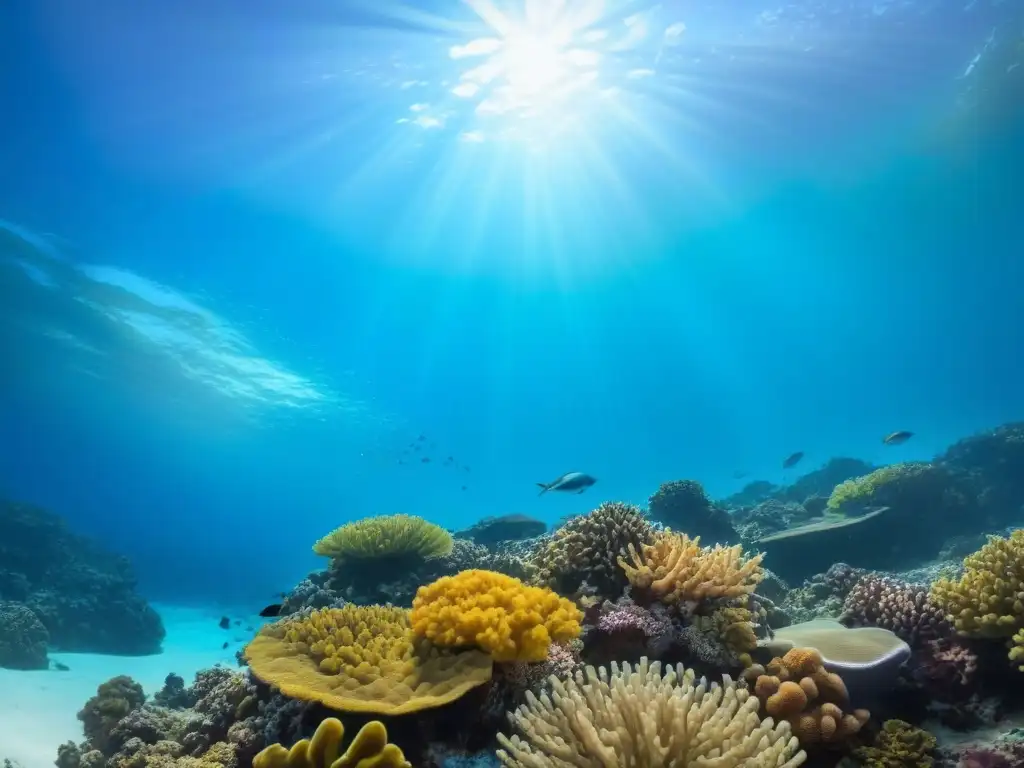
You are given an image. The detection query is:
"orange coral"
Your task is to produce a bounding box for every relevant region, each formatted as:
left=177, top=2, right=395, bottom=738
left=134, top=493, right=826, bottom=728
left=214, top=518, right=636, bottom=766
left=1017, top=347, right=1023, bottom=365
left=744, top=646, right=869, bottom=749
left=411, top=570, right=583, bottom=662
left=618, top=531, right=763, bottom=608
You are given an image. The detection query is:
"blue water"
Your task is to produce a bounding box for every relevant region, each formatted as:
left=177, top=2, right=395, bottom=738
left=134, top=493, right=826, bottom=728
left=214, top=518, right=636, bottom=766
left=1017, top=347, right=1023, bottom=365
left=1, top=0, right=1022, bottom=607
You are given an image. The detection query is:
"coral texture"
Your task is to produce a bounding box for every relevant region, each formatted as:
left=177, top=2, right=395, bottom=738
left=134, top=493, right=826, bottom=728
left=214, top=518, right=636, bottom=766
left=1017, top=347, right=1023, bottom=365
left=826, top=462, right=933, bottom=511
left=619, top=531, right=764, bottom=610
left=0, top=600, right=49, bottom=669
left=647, top=480, right=738, bottom=544
left=841, top=574, right=951, bottom=646
left=253, top=717, right=410, bottom=768
left=496, top=657, right=806, bottom=768
left=244, top=605, right=493, bottom=715
left=410, top=570, right=582, bottom=662
left=852, top=719, right=936, bottom=768
left=312, top=514, right=453, bottom=562
left=532, top=501, right=654, bottom=599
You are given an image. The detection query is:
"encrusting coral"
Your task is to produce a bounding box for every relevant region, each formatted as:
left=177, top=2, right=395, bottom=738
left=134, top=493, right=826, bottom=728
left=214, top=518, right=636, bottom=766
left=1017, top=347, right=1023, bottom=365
left=313, top=514, right=453, bottom=563
left=531, top=501, right=654, bottom=599
left=743, top=647, right=870, bottom=748
left=619, top=531, right=764, bottom=611
left=244, top=605, right=493, bottom=715
left=496, top=657, right=806, bottom=768
left=851, top=719, right=937, bottom=768
left=410, top=569, right=583, bottom=662
left=825, top=462, right=933, bottom=511
left=253, top=717, right=410, bottom=768
left=930, top=529, right=1024, bottom=667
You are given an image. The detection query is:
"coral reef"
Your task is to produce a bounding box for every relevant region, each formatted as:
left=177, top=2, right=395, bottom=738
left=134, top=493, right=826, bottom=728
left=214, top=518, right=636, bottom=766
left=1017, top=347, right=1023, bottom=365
left=647, top=480, right=738, bottom=544
left=456, top=516, right=546, bottom=549
left=497, top=657, right=806, bottom=768
left=254, top=717, right=410, bottom=768
left=532, top=501, right=653, bottom=599
left=0, top=499, right=165, bottom=656
left=852, top=719, right=937, bottom=768
left=841, top=574, right=951, bottom=646
left=245, top=605, right=493, bottom=715
left=0, top=600, right=49, bottom=669
left=410, top=570, right=582, bottom=662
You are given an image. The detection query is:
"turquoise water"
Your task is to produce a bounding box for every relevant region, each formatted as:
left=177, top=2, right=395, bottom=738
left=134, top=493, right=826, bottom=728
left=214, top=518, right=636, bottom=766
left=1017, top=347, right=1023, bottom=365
left=0, top=0, right=1021, bottom=605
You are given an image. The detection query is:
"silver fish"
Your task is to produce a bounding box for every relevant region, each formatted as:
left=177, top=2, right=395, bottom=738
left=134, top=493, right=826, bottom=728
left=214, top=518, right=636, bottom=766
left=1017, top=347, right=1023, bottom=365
left=537, top=472, right=597, bottom=495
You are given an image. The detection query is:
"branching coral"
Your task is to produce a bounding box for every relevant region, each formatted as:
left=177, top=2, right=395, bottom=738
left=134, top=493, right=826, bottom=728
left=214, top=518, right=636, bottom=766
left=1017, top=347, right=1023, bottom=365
left=930, top=530, right=1024, bottom=648
left=841, top=575, right=951, bottom=646
left=497, top=657, right=806, bottom=768
left=743, top=648, right=869, bottom=749
left=619, top=531, right=764, bottom=611
left=531, top=502, right=653, bottom=599
left=410, top=570, right=582, bottom=662
left=244, top=605, right=492, bottom=715
left=254, top=717, right=410, bottom=768
left=313, top=514, right=453, bottom=562
left=852, top=719, right=936, bottom=768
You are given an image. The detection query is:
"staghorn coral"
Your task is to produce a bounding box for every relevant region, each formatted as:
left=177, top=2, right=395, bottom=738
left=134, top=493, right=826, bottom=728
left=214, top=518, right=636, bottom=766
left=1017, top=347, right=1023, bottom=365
left=841, top=574, right=951, bottom=646
left=743, top=647, right=869, bottom=749
left=930, top=530, right=1024, bottom=646
left=410, top=570, right=582, bottom=662
left=253, top=717, right=410, bottom=768
left=531, top=502, right=653, bottom=599
left=619, top=531, right=764, bottom=612
left=496, top=657, right=806, bottom=768
left=852, top=719, right=936, bottom=768
left=244, top=605, right=492, bottom=715
left=313, top=514, right=453, bottom=563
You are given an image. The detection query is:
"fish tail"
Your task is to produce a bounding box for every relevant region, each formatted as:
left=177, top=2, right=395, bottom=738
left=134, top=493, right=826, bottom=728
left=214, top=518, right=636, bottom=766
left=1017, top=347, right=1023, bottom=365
left=536, top=483, right=549, bottom=495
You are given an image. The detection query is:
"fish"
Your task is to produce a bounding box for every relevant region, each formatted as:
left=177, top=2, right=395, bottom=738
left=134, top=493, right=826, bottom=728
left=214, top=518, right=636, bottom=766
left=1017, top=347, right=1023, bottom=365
left=537, top=472, right=597, bottom=495
left=259, top=604, right=283, bottom=618
left=218, top=616, right=230, bottom=630
left=883, top=430, right=913, bottom=446
left=222, top=641, right=229, bottom=649
left=782, top=451, right=804, bottom=469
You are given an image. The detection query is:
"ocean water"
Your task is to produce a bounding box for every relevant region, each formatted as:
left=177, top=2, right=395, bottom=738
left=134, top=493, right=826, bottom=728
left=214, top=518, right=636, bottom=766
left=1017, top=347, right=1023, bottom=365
left=0, top=0, right=1021, bottom=611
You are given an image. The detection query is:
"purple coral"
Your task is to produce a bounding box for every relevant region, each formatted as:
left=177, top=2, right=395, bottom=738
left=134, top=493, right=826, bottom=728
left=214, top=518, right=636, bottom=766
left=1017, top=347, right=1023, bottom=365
left=841, top=574, right=950, bottom=645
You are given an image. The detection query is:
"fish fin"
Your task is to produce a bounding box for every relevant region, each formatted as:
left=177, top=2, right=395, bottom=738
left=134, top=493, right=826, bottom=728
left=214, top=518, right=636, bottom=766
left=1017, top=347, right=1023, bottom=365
left=536, top=483, right=549, bottom=495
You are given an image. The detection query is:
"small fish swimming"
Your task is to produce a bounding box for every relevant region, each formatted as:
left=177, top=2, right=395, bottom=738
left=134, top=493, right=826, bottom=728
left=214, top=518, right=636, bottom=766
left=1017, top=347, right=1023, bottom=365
left=782, top=451, right=804, bottom=469
left=218, top=616, right=230, bottom=630
left=883, top=430, right=913, bottom=446
left=537, top=472, right=597, bottom=495
left=222, top=641, right=229, bottom=649
left=259, top=604, right=283, bottom=618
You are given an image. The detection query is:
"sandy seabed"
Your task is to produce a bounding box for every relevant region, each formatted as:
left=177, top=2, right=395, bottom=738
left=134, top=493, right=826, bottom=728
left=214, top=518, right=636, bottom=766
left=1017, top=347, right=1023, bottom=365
left=0, top=604, right=262, bottom=768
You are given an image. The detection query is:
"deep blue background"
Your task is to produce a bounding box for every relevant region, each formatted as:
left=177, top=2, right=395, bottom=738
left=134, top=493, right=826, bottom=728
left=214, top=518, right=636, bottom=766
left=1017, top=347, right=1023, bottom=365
left=1, top=0, right=1022, bottom=607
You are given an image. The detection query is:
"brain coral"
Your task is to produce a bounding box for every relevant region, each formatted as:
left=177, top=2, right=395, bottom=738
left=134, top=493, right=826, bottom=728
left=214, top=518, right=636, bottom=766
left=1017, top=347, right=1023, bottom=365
left=244, top=605, right=492, bottom=715
left=411, top=570, right=583, bottom=662
left=312, top=514, right=453, bottom=562
left=930, top=529, right=1024, bottom=640
left=497, top=657, right=806, bottom=768
left=532, top=501, right=654, bottom=599
left=254, top=717, right=410, bottom=768
left=619, top=531, right=764, bottom=609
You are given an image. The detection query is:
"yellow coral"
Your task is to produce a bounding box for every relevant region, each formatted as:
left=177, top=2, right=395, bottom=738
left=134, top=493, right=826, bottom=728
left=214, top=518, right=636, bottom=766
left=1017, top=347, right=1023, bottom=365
left=244, top=605, right=492, bottom=715
left=852, top=719, right=936, bottom=768
left=312, top=514, right=453, bottom=561
left=497, top=657, right=806, bottom=768
left=254, top=718, right=410, bottom=768
left=929, top=529, right=1024, bottom=640
left=826, top=463, right=929, bottom=511
left=619, top=531, right=764, bottom=606
left=411, top=569, right=582, bottom=662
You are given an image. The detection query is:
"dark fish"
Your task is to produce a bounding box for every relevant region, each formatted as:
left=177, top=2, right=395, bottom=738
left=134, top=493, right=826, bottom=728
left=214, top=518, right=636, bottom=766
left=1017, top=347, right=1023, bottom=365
left=53, top=661, right=70, bottom=671
left=421, top=456, right=431, bottom=463
left=233, top=620, right=240, bottom=626
left=259, top=604, right=283, bottom=618
left=883, top=430, right=913, bottom=446
left=537, top=472, right=597, bottom=495
left=218, top=616, right=231, bottom=630
left=782, top=452, right=804, bottom=469
left=222, top=641, right=229, bottom=649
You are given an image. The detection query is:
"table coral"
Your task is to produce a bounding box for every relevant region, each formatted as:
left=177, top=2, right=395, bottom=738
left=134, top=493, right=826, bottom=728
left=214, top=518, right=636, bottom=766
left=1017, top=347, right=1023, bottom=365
left=254, top=717, right=410, bottom=768
left=929, top=529, right=1024, bottom=642
left=411, top=569, right=582, bottom=662
left=497, top=657, right=806, bottom=768
left=245, top=605, right=493, bottom=715
left=619, top=531, right=764, bottom=611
